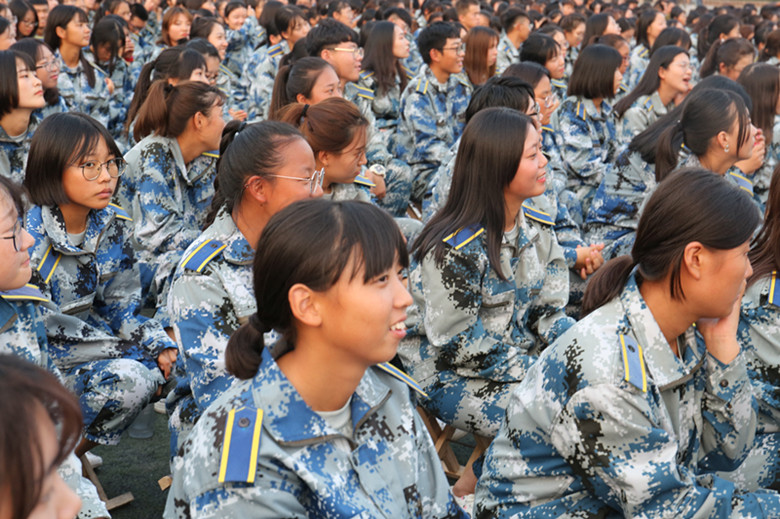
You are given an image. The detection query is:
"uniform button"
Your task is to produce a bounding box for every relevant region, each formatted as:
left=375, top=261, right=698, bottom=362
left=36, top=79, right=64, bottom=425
left=238, top=417, right=251, bottom=428
left=720, top=380, right=729, bottom=388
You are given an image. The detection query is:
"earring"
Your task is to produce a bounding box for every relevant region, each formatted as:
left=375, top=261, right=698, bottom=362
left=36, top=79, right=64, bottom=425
left=724, top=144, right=730, bottom=153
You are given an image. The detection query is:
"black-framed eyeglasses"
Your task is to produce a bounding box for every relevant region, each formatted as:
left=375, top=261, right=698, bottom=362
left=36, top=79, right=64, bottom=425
left=76, top=158, right=126, bottom=181
left=1, top=219, right=23, bottom=252
left=265, top=168, right=325, bottom=195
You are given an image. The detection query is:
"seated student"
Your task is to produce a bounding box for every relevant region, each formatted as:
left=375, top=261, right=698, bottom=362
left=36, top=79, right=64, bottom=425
left=699, top=37, right=756, bottom=82
left=23, top=112, right=177, bottom=457
left=44, top=5, right=114, bottom=131
left=167, top=120, right=322, bottom=454
left=11, top=38, right=69, bottom=120
left=736, top=164, right=780, bottom=492
left=520, top=32, right=566, bottom=100
left=551, top=43, right=622, bottom=224
left=0, top=174, right=110, bottom=519
left=165, top=199, right=468, bottom=518
left=0, top=49, right=44, bottom=184
left=475, top=167, right=780, bottom=517
left=560, top=13, right=585, bottom=78
left=625, top=9, right=666, bottom=89
left=0, top=16, right=15, bottom=51
left=400, top=108, right=575, bottom=496
left=119, top=80, right=225, bottom=324
left=463, top=26, right=498, bottom=87
left=0, top=355, right=83, bottom=519
left=268, top=56, right=341, bottom=120
left=496, top=8, right=530, bottom=74
left=397, top=21, right=471, bottom=204
left=587, top=84, right=760, bottom=260
left=613, top=45, right=691, bottom=143
left=739, top=63, right=780, bottom=211
left=133, top=5, right=192, bottom=66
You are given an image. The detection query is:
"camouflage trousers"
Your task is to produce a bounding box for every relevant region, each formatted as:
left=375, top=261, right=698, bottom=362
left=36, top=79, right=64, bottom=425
left=64, top=358, right=162, bottom=445
left=375, top=158, right=413, bottom=217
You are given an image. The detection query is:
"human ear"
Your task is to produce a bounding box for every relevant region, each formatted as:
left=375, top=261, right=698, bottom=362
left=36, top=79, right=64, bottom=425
left=295, top=92, right=308, bottom=104
left=429, top=48, right=442, bottom=64
left=288, top=283, right=322, bottom=327
left=715, top=129, right=729, bottom=152
left=682, top=241, right=704, bottom=281
left=243, top=175, right=269, bottom=204
left=55, top=25, right=66, bottom=40
left=317, top=150, right=330, bottom=167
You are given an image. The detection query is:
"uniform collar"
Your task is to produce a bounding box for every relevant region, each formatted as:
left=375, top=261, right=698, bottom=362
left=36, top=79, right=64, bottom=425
left=33, top=204, right=115, bottom=254
left=0, top=113, right=39, bottom=144
left=143, top=135, right=216, bottom=185
left=619, top=271, right=702, bottom=389
left=251, top=347, right=391, bottom=445
left=211, top=206, right=254, bottom=264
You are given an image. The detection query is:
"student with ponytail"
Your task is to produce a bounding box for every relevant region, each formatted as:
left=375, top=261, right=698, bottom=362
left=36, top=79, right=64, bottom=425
left=625, top=9, right=666, bottom=89
left=166, top=120, right=321, bottom=454
left=277, top=97, right=372, bottom=202
left=268, top=56, right=340, bottom=120
left=118, top=80, right=225, bottom=323
left=476, top=168, right=780, bottom=518
left=699, top=37, right=756, bottom=81
left=165, top=199, right=467, bottom=518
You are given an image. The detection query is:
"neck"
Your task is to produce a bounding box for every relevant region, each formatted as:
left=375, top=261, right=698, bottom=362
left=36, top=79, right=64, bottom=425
left=58, top=203, right=90, bottom=234
left=316, top=158, right=334, bottom=194
left=232, top=198, right=270, bottom=251
left=638, top=278, right=695, bottom=356
left=507, top=30, right=524, bottom=48
left=0, top=109, right=33, bottom=137
left=429, top=64, right=450, bottom=84
left=697, top=151, right=731, bottom=175
left=503, top=195, right=524, bottom=231
left=591, top=97, right=602, bottom=111
left=60, top=43, right=81, bottom=68
left=339, top=77, right=348, bottom=92
left=647, top=36, right=655, bottom=49
left=656, top=83, right=676, bottom=107
left=275, top=332, right=365, bottom=412
left=176, top=132, right=205, bottom=165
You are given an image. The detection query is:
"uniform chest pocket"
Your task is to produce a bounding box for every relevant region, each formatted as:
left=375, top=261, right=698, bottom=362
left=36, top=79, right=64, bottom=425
left=480, top=290, right=515, bottom=332
left=60, top=293, right=96, bottom=316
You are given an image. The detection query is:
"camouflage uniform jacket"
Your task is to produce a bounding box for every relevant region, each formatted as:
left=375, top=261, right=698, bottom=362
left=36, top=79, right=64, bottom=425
left=26, top=203, right=174, bottom=372
left=474, top=272, right=779, bottom=518
left=617, top=90, right=674, bottom=143
left=400, top=210, right=574, bottom=388
left=496, top=31, right=519, bottom=75
left=54, top=50, right=114, bottom=131
left=165, top=345, right=468, bottom=518
left=0, top=113, right=40, bottom=184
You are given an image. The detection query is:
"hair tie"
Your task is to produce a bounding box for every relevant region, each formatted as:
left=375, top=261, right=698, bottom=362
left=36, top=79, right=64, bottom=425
left=236, top=121, right=247, bottom=134
left=163, top=82, right=175, bottom=95
left=249, top=313, right=272, bottom=334
left=302, top=103, right=310, bottom=117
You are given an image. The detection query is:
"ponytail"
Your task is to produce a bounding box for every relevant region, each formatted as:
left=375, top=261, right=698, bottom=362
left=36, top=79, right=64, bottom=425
left=581, top=255, right=635, bottom=316
left=134, top=79, right=224, bottom=141
left=654, top=119, right=684, bottom=181
left=225, top=314, right=267, bottom=379
left=269, top=63, right=294, bottom=120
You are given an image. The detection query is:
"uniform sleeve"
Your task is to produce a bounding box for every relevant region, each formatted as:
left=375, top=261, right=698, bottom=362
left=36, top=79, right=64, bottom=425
left=557, top=110, right=610, bottom=185
left=550, top=383, right=771, bottom=518
left=619, top=106, right=649, bottom=143
left=169, top=271, right=237, bottom=411
left=402, top=91, right=451, bottom=179
left=417, top=246, right=538, bottom=382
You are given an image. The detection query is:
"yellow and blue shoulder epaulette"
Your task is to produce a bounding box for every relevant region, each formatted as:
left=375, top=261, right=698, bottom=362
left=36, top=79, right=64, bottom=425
left=108, top=203, right=132, bottom=221
left=202, top=150, right=220, bottom=159
left=619, top=81, right=629, bottom=93
left=182, top=239, right=227, bottom=273
left=522, top=203, right=555, bottom=226
left=575, top=100, right=587, bottom=120
left=353, top=84, right=374, bottom=100
left=218, top=406, right=263, bottom=484
left=443, top=224, right=484, bottom=250
left=620, top=333, right=647, bottom=392
left=37, top=244, right=62, bottom=285
left=768, top=271, right=778, bottom=307
left=542, top=124, right=554, bottom=134
left=415, top=77, right=429, bottom=94
left=376, top=362, right=428, bottom=397
left=353, top=175, right=376, bottom=187
left=0, top=284, right=49, bottom=303
left=359, top=70, right=375, bottom=81
left=643, top=97, right=654, bottom=111
left=267, top=43, right=284, bottom=58
left=637, top=46, right=649, bottom=58
left=728, top=171, right=753, bottom=195
left=551, top=78, right=566, bottom=89
left=400, top=65, right=414, bottom=80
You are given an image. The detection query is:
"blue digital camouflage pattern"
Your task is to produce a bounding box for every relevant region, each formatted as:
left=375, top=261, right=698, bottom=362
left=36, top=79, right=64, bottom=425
left=474, top=271, right=780, bottom=518
left=399, top=211, right=575, bottom=436
left=496, top=31, right=519, bottom=74
left=54, top=50, right=114, bottom=132
left=164, top=345, right=468, bottom=518
left=243, top=40, right=289, bottom=121
left=617, top=91, right=674, bottom=143
left=0, top=113, right=40, bottom=184
left=625, top=43, right=649, bottom=90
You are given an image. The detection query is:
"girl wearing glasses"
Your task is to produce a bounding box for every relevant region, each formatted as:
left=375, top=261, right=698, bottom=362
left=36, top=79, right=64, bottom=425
left=11, top=38, right=68, bottom=120
left=166, top=120, right=321, bottom=455
left=22, top=112, right=177, bottom=459
left=166, top=199, right=467, bottom=518
left=0, top=49, right=45, bottom=185
left=118, top=80, right=225, bottom=327
left=10, top=0, right=37, bottom=39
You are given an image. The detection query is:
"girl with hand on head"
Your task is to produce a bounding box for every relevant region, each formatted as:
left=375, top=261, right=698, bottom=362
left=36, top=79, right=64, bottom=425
left=166, top=199, right=468, bottom=519
left=44, top=5, right=114, bottom=130
left=23, top=112, right=177, bottom=459
left=476, top=167, right=780, bottom=518
left=167, top=120, right=322, bottom=454
left=401, top=108, right=575, bottom=496
left=278, top=97, right=371, bottom=202
left=0, top=49, right=44, bottom=184
left=119, top=80, right=225, bottom=326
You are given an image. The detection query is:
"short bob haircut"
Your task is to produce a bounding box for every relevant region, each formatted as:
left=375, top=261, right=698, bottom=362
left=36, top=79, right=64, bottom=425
left=24, top=112, right=122, bottom=207
left=225, top=199, right=409, bottom=379
left=519, top=32, right=560, bottom=65
left=567, top=43, right=622, bottom=99
left=0, top=355, right=82, bottom=519
left=0, top=49, right=35, bottom=118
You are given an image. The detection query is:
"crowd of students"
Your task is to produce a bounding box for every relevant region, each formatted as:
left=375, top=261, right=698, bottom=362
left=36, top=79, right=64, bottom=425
left=2, top=0, right=780, bottom=516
